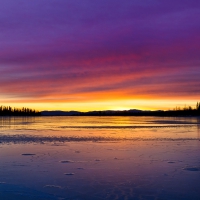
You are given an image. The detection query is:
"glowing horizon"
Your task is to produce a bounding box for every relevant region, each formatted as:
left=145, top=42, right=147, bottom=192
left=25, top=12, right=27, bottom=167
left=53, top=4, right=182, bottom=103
left=0, top=99, right=199, bottom=112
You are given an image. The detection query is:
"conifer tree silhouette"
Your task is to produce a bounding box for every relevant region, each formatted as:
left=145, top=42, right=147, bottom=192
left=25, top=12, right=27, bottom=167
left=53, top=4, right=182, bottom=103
left=0, top=106, right=40, bottom=116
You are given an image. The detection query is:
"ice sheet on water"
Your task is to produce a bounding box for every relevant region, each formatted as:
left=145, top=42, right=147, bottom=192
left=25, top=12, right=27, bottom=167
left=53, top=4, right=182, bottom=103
left=0, top=134, right=199, bottom=144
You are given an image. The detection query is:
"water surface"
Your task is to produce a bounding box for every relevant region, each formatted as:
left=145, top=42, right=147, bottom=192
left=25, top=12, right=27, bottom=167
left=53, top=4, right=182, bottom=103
left=0, top=116, right=199, bottom=199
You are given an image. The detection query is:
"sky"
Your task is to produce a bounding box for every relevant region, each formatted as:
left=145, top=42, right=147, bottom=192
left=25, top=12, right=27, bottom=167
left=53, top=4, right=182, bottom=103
left=0, top=0, right=200, bottom=111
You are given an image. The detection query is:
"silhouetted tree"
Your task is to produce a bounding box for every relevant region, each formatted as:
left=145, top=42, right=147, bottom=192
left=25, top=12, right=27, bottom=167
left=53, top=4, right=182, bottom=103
left=0, top=105, right=41, bottom=116
left=196, top=102, right=200, bottom=111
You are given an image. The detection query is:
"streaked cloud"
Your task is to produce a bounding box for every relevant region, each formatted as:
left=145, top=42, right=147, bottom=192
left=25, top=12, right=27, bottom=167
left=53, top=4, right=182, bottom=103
left=0, top=0, right=200, bottom=110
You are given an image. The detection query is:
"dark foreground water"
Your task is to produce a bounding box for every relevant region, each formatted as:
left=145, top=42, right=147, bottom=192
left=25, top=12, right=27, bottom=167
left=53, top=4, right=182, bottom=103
left=0, top=116, right=200, bottom=200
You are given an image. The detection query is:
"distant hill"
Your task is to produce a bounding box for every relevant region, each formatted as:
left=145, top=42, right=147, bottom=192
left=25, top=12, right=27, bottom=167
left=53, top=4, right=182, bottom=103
left=41, top=109, right=143, bottom=116
left=41, top=109, right=199, bottom=116
left=41, top=110, right=81, bottom=116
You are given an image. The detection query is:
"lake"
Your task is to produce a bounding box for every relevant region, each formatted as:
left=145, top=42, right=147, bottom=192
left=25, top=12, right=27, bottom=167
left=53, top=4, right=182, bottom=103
left=0, top=116, right=200, bottom=200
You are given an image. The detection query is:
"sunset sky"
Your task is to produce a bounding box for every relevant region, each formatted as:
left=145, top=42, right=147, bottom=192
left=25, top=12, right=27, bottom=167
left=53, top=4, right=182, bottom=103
left=0, top=0, right=200, bottom=111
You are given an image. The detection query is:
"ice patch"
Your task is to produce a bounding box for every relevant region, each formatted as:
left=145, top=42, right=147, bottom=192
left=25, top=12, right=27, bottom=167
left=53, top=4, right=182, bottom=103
left=183, top=167, right=200, bottom=171
left=21, top=153, right=35, bottom=156
left=168, top=161, right=175, bottom=164
left=44, top=185, right=62, bottom=189
left=64, top=173, right=74, bottom=175
left=60, top=160, right=74, bottom=163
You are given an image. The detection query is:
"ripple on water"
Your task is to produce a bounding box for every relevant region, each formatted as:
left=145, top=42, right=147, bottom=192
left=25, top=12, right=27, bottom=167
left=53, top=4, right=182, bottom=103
left=168, top=161, right=175, bottom=164
left=44, top=185, right=62, bottom=189
left=64, top=173, right=75, bottom=175
left=60, top=160, right=74, bottom=163
left=183, top=167, right=200, bottom=171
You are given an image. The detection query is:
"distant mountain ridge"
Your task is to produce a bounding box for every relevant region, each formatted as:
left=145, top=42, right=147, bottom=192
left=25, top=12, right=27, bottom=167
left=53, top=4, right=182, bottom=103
left=41, top=107, right=200, bottom=116
left=41, top=110, right=81, bottom=116
left=41, top=109, right=144, bottom=116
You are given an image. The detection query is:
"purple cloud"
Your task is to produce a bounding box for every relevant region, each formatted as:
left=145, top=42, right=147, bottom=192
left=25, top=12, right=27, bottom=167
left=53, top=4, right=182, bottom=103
left=0, top=0, right=200, bottom=106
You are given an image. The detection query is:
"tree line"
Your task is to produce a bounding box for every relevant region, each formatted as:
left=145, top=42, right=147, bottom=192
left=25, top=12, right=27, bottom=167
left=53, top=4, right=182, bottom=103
left=0, top=102, right=199, bottom=117
left=0, top=106, right=41, bottom=116
left=150, top=101, right=200, bottom=117
left=78, top=102, right=200, bottom=116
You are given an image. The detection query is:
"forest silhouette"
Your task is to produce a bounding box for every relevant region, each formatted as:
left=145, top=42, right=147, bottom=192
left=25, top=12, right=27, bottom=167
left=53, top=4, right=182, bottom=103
left=0, top=106, right=40, bottom=116
left=0, top=102, right=200, bottom=116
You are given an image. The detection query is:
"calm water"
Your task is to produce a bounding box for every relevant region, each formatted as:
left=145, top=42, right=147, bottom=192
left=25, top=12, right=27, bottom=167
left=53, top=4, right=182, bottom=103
left=0, top=116, right=200, bottom=200
left=0, top=116, right=200, bottom=141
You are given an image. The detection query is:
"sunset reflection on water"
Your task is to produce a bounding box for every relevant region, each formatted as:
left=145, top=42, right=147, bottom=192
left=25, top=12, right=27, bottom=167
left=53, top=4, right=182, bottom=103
left=0, top=116, right=199, bottom=199
left=0, top=116, right=199, bottom=141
